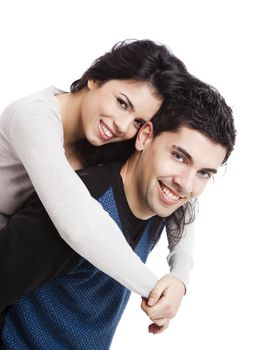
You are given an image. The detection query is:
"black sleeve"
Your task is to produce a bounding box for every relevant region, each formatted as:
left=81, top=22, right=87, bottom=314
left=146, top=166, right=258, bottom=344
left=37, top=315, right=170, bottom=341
left=0, top=193, right=80, bottom=314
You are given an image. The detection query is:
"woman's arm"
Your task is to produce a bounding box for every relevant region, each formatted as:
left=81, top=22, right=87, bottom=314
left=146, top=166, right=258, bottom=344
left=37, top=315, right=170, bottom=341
left=7, top=103, right=158, bottom=298
left=166, top=221, right=195, bottom=289
left=140, top=221, right=195, bottom=332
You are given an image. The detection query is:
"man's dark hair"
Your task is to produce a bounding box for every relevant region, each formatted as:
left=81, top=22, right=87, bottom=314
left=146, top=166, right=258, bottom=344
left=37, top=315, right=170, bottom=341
left=151, top=83, right=236, bottom=164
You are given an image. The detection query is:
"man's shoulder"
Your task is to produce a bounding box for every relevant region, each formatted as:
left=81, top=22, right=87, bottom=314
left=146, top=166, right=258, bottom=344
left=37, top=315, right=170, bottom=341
left=77, top=162, right=123, bottom=199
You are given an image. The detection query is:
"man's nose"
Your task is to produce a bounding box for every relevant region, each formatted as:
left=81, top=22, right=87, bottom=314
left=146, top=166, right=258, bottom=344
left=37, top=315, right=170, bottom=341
left=173, top=168, right=195, bottom=194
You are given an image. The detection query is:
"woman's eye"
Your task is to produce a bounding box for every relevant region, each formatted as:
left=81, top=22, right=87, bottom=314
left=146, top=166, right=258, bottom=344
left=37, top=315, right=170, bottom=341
left=117, top=98, right=128, bottom=110
left=134, top=119, right=145, bottom=129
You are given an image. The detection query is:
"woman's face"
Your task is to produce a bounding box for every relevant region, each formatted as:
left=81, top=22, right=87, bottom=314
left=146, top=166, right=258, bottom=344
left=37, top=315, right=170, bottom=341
left=80, top=80, right=163, bottom=146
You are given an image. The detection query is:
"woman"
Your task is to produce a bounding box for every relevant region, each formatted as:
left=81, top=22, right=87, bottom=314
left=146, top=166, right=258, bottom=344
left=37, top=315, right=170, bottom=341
left=0, top=40, right=194, bottom=311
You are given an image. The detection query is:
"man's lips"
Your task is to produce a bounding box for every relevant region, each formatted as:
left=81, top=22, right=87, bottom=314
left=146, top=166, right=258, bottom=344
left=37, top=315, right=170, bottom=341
left=159, top=181, right=185, bottom=204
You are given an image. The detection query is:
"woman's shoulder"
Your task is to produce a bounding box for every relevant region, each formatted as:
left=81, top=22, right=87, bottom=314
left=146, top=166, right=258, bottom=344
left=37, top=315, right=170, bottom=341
left=2, top=86, right=62, bottom=116
left=1, top=86, right=64, bottom=133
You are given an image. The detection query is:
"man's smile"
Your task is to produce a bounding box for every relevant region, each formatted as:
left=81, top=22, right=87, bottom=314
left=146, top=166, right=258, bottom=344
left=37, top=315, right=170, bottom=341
left=158, top=181, right=184, bottom=205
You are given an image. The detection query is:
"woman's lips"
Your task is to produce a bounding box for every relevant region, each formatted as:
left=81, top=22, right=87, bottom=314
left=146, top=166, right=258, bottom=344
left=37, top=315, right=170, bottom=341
left=99, top=121, right=115, bottom=140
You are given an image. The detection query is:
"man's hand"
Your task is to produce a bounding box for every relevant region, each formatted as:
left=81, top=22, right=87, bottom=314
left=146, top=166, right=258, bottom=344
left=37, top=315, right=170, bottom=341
left=141, top=274, right=185, bottom=334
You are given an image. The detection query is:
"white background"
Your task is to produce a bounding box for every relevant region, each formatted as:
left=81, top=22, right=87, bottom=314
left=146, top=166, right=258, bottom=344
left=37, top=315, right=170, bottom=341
left=0, top=1, right=262, bottom=349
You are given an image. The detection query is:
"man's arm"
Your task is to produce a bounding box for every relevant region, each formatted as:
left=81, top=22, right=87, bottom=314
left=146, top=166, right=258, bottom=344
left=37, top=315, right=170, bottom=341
left=0, top=193, right=79, bottom=314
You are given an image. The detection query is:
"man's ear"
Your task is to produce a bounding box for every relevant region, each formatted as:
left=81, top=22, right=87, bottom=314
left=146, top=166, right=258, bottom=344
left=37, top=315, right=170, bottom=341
left=135, top=122, right=154, bottom=151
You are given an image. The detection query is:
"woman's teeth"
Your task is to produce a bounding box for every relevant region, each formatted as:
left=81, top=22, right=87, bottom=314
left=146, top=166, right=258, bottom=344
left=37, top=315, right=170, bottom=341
left=101, top=122, right=114, bottom=138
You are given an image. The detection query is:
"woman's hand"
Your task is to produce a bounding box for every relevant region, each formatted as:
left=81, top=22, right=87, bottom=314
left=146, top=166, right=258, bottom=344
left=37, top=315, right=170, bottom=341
left=141, top=274, right=185, bottom=334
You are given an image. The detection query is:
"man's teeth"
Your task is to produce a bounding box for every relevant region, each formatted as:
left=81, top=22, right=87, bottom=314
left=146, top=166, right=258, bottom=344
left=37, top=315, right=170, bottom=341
left=161, top=183, right=180, bottom=201
left=101, top=122, right=114, bottom=138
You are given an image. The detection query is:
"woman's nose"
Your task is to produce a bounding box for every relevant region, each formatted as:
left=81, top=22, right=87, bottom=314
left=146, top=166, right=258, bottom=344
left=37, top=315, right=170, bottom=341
left=113, top=115, right=133, bottom=135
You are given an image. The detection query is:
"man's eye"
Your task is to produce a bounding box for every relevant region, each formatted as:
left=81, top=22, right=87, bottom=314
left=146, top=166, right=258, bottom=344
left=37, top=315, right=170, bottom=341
left=172, top=152, right=184, bottom=162
left=199, top=170, right=211, bottom=179
left=117, top=98, right=128, bottom=110
left=134, top=119, right=145, bottom=129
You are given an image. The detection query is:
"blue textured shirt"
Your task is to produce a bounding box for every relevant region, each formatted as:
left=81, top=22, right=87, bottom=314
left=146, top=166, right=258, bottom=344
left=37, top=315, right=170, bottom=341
left=1, top=162, right=163, bottom=349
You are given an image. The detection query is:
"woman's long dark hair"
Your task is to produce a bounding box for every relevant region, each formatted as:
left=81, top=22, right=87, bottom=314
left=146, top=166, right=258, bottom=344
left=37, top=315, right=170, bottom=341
left=76, top=137, right=136, bottom=166
left=70, top=39, right=191, bottom=97
left=72, top=39, right=196, bottom=166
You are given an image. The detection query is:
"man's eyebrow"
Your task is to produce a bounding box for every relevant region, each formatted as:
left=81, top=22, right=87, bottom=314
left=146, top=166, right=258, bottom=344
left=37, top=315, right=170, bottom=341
left=203, top=168, right=218, bottom=174
left=120, top=93, right=134, bottom=111
left=173, top=145, right=193, bottom=162
left=173, top=145, right=218, bottom=174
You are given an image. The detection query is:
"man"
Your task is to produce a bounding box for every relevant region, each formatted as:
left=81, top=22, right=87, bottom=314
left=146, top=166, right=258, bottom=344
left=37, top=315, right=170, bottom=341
left=0, top=84, right=236, bottom=349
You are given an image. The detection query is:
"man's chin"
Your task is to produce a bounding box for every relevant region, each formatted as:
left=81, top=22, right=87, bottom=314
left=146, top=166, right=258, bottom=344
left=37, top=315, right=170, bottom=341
left=156, top=202, right=188, bottom=217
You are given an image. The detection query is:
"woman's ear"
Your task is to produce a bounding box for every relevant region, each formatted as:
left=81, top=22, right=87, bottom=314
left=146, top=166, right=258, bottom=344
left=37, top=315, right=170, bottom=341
left=87, top=80, right=97, bottom=90
left=135, top=122, right=154, bottom=151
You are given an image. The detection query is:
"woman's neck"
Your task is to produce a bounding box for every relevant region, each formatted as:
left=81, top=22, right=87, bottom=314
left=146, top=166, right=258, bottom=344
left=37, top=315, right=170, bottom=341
left=57, top=89, right=86, bottom=147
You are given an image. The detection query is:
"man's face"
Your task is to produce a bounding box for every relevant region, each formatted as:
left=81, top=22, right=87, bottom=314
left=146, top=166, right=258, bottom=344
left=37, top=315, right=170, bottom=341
left=130, top=123, right=227, bottom=219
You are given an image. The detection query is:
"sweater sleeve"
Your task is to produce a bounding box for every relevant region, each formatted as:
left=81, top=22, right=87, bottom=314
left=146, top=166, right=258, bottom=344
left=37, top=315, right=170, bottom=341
left=166, top=221, right=195, bottom=289
left=7, top=104, right=158, bottom=298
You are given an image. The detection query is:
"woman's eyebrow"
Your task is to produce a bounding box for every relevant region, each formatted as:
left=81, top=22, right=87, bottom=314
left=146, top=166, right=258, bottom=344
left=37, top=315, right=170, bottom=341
left=119, top=93, right=134, bottom=111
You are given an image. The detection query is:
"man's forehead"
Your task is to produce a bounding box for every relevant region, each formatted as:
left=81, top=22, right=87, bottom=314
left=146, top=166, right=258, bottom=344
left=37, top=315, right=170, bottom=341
left=154, top=126, right=194, bottom=141
left=154, top=126, right=216, bottom=144
left=152, top=126, right=227, bottom=166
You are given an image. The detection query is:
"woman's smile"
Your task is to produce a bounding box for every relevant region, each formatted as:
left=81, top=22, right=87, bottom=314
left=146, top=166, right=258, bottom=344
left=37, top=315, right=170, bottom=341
left=98, top=120, right=116, bottom=141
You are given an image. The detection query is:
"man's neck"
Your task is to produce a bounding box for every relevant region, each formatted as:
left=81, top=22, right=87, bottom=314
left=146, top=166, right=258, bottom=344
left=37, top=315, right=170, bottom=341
left=120, top=155, right=153, bottom=220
